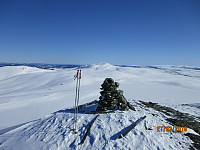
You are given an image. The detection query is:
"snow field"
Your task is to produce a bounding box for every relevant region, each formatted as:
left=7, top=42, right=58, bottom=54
left=0, top=63, right=199, bottom=149
left=0, top=101, right=194, bottom=149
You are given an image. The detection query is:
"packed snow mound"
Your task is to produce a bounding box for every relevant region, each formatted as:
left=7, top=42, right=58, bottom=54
left=89, top=63, right=117, bottom=70
left=0, top=100, right=195, bottom=150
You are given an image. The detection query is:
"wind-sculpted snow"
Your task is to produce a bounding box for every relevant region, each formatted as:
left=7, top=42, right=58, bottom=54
left=0, top=101, right=194, bottom=149
left=0, top=63, right=199, bottom=149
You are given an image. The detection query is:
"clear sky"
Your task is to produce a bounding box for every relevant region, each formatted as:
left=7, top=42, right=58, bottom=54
left=0, top=0, right=200, bottom=66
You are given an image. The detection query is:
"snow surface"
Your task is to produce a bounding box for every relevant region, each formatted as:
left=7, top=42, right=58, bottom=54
left=0, top=63, right=199, bottom=149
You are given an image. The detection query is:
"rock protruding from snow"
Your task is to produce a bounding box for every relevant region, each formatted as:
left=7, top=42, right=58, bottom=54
left=97, top=78, right=135, bottom=111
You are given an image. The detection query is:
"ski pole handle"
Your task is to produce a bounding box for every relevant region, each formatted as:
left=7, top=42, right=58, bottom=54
left=79, top=70, right=81, bottom=79
left=74, top=70, right=80, bottom=80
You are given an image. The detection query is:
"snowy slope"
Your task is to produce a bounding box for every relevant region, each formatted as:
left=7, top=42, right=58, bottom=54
left=0, top=63, right=200, bottom=149
left=0, top=101, right=195, bottom=150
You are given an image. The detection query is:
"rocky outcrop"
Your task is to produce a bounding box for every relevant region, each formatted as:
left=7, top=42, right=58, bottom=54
left=96, top=78, right=135, bottom=111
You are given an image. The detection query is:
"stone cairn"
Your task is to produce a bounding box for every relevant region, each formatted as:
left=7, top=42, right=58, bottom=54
left=96, top=78, right=135, bottom=111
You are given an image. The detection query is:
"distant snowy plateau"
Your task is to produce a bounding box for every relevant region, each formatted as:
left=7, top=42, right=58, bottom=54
left=0, top=63, right=199, bottom=149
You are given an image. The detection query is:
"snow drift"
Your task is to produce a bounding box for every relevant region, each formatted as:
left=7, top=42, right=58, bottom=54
left=0, top=63, right=199, bottom=149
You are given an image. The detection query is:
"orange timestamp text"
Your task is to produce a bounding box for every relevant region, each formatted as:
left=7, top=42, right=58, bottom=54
left=157, top=126, right=187, bottom=132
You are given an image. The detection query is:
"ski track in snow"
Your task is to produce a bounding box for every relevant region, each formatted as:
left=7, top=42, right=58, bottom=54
left=0, top=63, right=199, bottom=149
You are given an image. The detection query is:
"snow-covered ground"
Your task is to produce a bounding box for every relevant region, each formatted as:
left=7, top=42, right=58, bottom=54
left=0, top=63, right=199, bottom=149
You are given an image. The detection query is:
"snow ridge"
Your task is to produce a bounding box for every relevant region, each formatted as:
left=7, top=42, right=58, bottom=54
left=0, top=101, right=194, bottom=149
left=0, top=64, right=200, bottom=149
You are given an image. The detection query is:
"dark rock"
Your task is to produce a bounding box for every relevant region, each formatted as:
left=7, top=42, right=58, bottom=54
left=139, top=100, right=200, bottom=150
left=97, top=78, right=135, bottom=111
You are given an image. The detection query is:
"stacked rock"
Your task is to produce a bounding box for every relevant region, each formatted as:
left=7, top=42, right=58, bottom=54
left=97, top=78, right=135, bottom=111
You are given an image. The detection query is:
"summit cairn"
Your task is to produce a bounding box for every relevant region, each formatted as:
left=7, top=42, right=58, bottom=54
left=96, top=78, right=135, bottom=111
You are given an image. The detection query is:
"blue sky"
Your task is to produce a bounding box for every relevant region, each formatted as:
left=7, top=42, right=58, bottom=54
left=0, top=0, right=200, bottom=65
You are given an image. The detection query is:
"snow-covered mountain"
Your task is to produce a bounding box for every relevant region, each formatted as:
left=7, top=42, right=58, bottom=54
left=0, top=63, right=199, bottom=149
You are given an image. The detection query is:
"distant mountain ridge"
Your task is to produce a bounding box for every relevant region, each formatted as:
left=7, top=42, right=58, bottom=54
left=1, top=62, right=200, bottom=70
left=0, top=62, right=87, bottom=69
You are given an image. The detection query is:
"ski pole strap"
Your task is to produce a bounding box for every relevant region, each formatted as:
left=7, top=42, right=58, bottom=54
left=74, top=70, right=81, bottom=80
left=74, top=70, right=79, bottom=80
